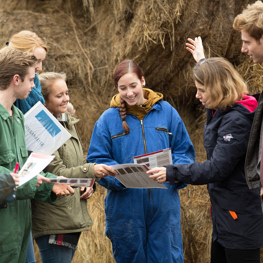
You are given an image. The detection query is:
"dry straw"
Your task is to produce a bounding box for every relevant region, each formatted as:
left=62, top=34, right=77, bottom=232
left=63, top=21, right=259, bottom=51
left=1, top=0, right=263, bottom=262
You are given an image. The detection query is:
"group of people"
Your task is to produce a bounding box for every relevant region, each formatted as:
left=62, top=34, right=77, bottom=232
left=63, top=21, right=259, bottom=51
left=1, top=1, right=263, bottom=263
left=0, top=31, right=116, bottom=263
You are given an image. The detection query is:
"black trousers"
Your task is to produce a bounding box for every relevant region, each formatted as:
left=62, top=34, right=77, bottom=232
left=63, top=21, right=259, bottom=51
left=211, top=240, right=260, bottom=263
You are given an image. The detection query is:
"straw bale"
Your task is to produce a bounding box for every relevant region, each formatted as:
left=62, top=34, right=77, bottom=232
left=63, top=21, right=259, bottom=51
left=1, top=0, right=263, bottom=262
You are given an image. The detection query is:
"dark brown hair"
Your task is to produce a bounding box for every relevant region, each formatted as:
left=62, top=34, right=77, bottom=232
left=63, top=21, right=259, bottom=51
left=0, top=47, right=37, bottom=90
left=113, top=59, right=144, bottom=134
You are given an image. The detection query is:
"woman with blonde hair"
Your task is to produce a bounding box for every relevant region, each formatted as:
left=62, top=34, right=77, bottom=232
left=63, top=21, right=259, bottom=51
left=32, top=72, right=116, bottom=263
left=148, top=57, right=263, bottom=263
left=6, top=30, right=47, bottom=113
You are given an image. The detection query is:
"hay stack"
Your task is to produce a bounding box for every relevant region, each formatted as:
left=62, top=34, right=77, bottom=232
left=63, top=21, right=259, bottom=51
left=0, top=0, right=262, bottom=262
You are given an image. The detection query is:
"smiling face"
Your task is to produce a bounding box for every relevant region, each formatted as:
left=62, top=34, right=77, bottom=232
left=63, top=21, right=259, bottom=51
left=15, top=66, right=35, bottom=99
left=33, top=47, right=46, bottom=72
left=45, top=79, right=69, bottom=117
left=195, top=80, right=211, bottom=108
left=117, top=73, right=146, bottom=106
left=241, top=30, right=263, bottom=63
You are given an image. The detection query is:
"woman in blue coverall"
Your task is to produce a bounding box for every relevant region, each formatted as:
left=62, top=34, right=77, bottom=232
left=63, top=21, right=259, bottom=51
left=87, top=59, right=195, bottom=263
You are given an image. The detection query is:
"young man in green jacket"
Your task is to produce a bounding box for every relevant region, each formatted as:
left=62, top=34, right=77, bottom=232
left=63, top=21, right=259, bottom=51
left=0, top=47, right=75, bottom=263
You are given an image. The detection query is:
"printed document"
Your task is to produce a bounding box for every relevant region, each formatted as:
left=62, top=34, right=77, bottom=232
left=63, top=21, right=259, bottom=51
left=133, top=148, right=172, bottom=169
left=49, top=178, right=95, bottom=188
left=111, top=163, right=167, bottom=189
left=24, top=101, right=71, bottom=155
left=18, top=153, right=55, bottom=186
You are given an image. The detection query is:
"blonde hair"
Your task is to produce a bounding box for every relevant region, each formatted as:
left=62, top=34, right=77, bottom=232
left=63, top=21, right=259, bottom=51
left=39, top=72, right=66, bottom=101
left=8, top=30, right=47, bottom=53
left=0, top=47, right=37, bottom=90
left=233, top=1, right=263, bottom=41
left=193, top=57, right=248, bottom=109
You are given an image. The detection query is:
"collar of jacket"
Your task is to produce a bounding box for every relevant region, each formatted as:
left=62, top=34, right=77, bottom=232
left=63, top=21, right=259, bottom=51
left=0, top=103, right=23, bottom=121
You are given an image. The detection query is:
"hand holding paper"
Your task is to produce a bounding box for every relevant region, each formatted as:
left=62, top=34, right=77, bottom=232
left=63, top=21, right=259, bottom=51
left=17, top=153, right=55, bottom=187
left=147, top=167, right=167, bottom=183
left=10, top=173, right=20, bottom=187
left=94, top=164, right=117, bottom=178
left=36, top=174, right=51, bottom=187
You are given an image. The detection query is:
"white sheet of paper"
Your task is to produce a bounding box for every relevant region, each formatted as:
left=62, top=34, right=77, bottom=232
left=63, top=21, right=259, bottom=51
left=24, top=101, right=71, bottom=155
left=111, top=164, right=167, bottom=189
left=18, top=153, right=55, bottom=186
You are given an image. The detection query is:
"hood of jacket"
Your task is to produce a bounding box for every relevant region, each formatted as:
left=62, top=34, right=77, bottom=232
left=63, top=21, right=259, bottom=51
left=235, top=94, right=258, bottom=113
left=208, top=95, right=257, bottom=123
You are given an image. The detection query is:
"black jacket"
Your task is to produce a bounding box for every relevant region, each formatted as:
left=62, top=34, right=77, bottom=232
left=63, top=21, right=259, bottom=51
left=166, top=102, right=263, bottom=249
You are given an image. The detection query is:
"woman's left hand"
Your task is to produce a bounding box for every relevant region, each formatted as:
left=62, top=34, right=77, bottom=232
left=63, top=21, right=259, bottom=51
left=80, top=186, right=94, bottom=199
left=147, top=167, right=167, bottom=183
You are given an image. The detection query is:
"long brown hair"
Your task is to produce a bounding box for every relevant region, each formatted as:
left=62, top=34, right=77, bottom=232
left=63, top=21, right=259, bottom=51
left=113, top=59, right=144, bottom=134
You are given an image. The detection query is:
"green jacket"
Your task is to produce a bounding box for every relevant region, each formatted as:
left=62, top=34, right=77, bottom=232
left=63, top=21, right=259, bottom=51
left=32, top=113, right=95, bottom=239
left=0, top=104, right=56, bottom=263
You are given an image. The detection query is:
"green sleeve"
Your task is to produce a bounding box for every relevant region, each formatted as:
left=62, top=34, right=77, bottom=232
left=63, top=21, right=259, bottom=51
left=33, top=172, right=57, bottom=203
left=0, top=173, right=15, bottom=204
left=44, top=149, right=96, bottom=179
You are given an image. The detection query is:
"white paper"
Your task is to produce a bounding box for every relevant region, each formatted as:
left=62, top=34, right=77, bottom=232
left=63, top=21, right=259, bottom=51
left=18, top=153, right=55, bottom=186
left=133, top=148, right=172, bottom=169
left=49, top=178, right=95, bottom=188
left=24, top=101, right=71, bottom=155
left=111, top=164, right=167, bottom=189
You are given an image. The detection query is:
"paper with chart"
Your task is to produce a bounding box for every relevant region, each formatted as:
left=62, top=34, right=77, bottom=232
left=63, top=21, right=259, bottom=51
left=110, top=163, right=167, bottom=189
left=49, top=178, right=95, bottom=188
left=18, top=153, right=55, bottom=187
left=24, top=101, right=71, bottom=155
left=133, top=148, right=172, bottom=169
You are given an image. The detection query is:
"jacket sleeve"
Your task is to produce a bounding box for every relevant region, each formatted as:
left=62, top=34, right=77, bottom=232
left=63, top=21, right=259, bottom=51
left=87, top=116, right=126, bottom=191
left=166, top=113, right=249, bottom=185
left=44, top=149, right=96, bottom=179
left=0, top=173, right=15, bottom=204
left=169, top=106, right=195, bottom=189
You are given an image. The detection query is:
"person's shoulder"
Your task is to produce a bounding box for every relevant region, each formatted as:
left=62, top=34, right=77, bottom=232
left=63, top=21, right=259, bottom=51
left=222, top=105, right=253, bottom=127
left=96, top=107, right=119, bottom=123
left=101, top=107, right=119, bottom=117
left=157, top=100, right=179, bottom=114
left=155, top=100, right=171, bottom=109
left=12, top=105, right=24, bottom=119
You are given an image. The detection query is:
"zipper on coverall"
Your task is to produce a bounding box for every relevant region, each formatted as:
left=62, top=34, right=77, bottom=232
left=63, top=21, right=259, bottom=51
left=140, top=119, right=151, bottom=199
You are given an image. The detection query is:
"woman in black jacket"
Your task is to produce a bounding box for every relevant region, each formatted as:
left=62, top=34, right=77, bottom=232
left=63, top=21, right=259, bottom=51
left=148, top=57, right=263, bottom=263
